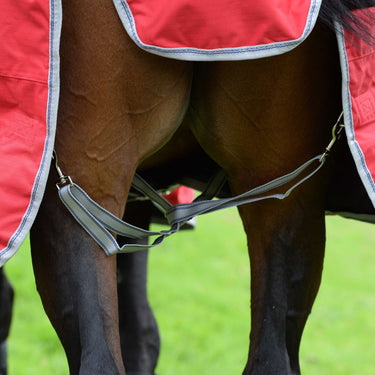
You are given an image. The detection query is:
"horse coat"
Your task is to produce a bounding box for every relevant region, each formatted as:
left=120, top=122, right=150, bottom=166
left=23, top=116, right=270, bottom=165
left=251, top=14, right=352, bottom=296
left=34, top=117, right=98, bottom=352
left=0, top=0, right=374, bottom=265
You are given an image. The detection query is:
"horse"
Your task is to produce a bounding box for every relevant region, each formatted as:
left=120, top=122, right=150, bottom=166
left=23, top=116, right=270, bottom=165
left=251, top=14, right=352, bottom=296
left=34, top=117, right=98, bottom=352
left=2, top=0, right=373, bottom=374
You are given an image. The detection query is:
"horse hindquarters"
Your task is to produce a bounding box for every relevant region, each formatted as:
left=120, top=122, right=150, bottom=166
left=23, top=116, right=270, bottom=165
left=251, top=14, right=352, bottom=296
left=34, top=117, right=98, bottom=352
left=188, top=25, right=341, bottom=374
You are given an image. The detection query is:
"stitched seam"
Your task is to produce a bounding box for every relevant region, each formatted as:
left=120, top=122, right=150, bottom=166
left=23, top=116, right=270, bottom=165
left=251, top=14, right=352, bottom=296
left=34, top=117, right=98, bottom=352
left=0, top=72, right=48, bottom=84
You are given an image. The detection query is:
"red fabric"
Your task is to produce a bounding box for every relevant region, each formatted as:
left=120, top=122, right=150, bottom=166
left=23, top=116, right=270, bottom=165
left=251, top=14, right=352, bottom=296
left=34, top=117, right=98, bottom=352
left=126, top=0, right=312, bottom=49
left=345, top=8, right=375, bottom=184
left=163, top=187, right=195, bottom=205
left=0, top=0, right=50, bottom=250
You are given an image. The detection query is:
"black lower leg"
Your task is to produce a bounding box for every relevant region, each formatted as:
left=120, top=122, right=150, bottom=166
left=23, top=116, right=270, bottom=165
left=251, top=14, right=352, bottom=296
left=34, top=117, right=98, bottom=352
left=117, top=201, right=160, bottom=374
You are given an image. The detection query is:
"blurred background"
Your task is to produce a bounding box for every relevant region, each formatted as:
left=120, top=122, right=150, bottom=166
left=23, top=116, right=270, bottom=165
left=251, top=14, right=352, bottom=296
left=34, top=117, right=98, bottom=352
left=4, top=209, right=375, bottom=374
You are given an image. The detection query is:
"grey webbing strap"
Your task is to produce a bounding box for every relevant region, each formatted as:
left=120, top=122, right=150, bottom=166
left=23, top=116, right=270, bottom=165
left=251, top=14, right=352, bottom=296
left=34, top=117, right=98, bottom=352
left=58, top=154, right=325, bottom=255
left=58, top=183, right=180, bottom=255
left=134, top=155, right=325, bottom=225
left=169, top=155, right=325, bottom=223
left=194, top=169, right=227, bottom=201
left=132, top=174, right=173, bottom=213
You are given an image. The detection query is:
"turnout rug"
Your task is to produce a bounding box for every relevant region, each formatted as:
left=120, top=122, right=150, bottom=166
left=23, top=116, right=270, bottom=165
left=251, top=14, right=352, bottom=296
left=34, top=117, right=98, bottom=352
left=113, top=0, right=322, bottom=60
left=0, top=0, right=61, bottom=264
left=0, top=0, right=375, bottom=264
left=338, top=9, right=375, bottom=203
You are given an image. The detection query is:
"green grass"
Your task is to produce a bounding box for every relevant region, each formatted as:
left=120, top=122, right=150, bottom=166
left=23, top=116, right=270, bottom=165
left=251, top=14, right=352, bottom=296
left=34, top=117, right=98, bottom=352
left=4, top=211, right=375, bottom=374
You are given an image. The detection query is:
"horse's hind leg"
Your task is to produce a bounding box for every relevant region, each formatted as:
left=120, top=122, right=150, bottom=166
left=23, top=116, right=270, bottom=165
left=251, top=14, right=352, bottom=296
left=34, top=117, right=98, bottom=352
left=30, top=0, right=192, bottom=372
left=189, top=24, right=340, bottom=374
left=0, top=269, right=13, bottom=375
left=201, top=124, right=327, bottom=374
left=117, top=201, right=160, bottom=375
left=30, top=173, right=126, bottom=375
left=117, top=251, right=160, bottom=375
left=29, top=165, right=161, bottom=375
left=236, top=194, right=326, bottom=375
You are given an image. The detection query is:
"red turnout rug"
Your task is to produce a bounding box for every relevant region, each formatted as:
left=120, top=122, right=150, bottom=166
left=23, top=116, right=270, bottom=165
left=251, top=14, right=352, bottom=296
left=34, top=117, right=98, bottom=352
left=0, top=0, right=61, bottom=264
left=113, top=0, right=322, bottom=60
left=0, top=0, right=375, bottom=265
left=340, top=10, right=375, bottom=197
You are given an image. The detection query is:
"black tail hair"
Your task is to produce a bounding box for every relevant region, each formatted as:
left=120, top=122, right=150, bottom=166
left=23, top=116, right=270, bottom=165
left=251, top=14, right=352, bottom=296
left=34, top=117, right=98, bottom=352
left=319, top=0, right=375, bottom=44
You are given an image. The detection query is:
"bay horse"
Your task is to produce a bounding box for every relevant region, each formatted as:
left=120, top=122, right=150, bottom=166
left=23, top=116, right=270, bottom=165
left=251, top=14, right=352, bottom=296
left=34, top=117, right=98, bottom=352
left=3, top=0, right=372, bottom=374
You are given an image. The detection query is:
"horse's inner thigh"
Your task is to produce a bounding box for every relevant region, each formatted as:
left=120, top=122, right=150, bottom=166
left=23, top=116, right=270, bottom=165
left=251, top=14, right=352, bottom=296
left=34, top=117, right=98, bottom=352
left=57, top=23, right=193, bottom=215
left=187, top=26, right=341, bottom=185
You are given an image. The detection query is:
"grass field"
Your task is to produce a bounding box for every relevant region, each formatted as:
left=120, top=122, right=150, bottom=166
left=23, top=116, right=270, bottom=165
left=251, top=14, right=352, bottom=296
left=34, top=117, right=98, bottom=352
left=4, top=210, right=375, bottom=374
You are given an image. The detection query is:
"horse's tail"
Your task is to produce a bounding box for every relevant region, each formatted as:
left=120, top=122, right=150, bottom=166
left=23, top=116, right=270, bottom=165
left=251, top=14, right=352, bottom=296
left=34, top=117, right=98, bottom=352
left=319, top=0, right=375, bottom=44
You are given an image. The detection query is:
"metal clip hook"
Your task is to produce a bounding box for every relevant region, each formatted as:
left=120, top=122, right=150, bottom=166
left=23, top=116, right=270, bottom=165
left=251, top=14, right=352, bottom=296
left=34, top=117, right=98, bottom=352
left=52, top=150, right=73, bottom=190
left=319, top=112, right=345, bottom=163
